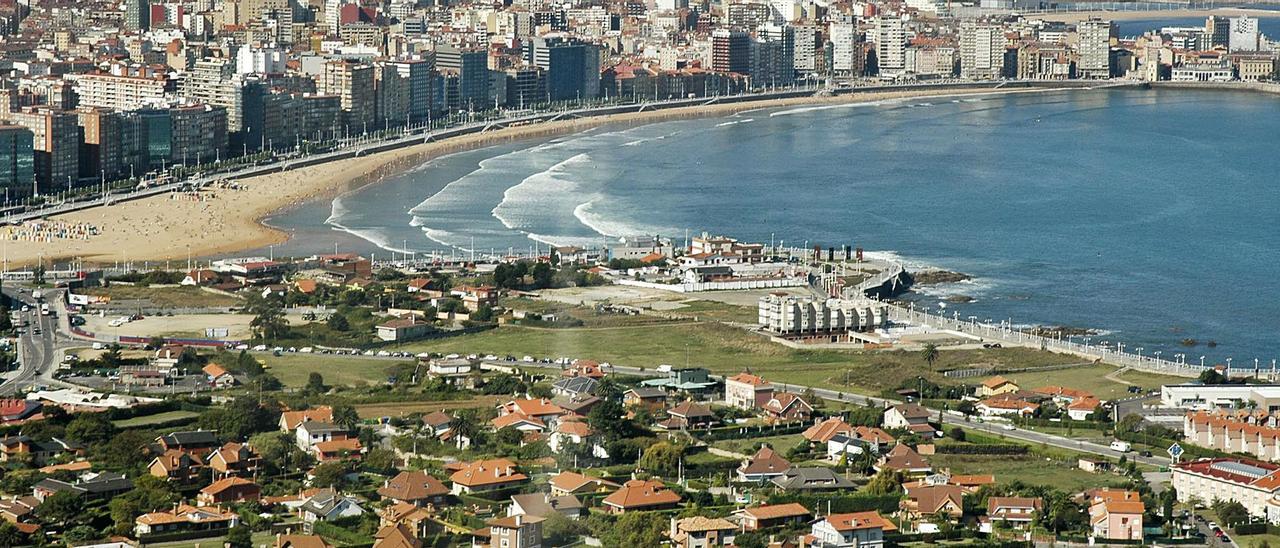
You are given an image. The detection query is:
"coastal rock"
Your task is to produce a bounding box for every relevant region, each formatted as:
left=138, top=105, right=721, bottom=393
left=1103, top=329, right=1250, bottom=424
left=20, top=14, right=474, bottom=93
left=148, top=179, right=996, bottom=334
left=911, top=270, right=972, bottom=285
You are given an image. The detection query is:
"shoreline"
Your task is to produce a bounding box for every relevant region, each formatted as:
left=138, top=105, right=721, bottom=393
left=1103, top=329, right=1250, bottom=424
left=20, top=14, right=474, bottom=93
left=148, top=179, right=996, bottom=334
left=1035, top=7, right=1280, bottom=23
left=16, top=85, right=1071, bottom=268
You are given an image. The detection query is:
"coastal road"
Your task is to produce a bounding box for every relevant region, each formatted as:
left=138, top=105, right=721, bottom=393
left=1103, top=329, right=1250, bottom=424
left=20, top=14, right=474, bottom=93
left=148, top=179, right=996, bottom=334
left=0, top=287, right=77, bottom=395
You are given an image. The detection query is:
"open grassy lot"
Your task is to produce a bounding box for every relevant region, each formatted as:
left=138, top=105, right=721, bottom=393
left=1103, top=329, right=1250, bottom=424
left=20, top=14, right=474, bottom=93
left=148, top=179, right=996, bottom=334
left=1001, top=363, right=1173, bottom=400
left=355, top=396, right=503, bottom=418
left=710, top=433, right=805, bottom=456
left=112, top=410, right=201, bottom=428
left=84, top=285, right=242, bottom=308
left=392, top=322, right=1166, bottom=395
left=1232, top=532, right=1280, bottom=548
left=263, top=354, right=412, bottom=387
left=928, top=453, right=1123, bottom=492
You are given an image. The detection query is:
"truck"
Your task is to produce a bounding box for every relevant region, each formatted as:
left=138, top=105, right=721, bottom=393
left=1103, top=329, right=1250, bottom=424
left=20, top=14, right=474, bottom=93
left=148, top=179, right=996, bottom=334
left=1110, top=440, right=1132, bottom=453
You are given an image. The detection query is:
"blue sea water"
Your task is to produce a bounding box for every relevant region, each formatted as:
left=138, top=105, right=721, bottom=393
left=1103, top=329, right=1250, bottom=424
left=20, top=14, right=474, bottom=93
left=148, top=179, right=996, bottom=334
left=259, top=88, right=1280, bottom=366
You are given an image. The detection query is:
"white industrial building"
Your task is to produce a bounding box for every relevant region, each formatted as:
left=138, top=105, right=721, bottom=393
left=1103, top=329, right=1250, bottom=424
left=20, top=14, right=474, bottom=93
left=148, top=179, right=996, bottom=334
left=1161, top=384, right=1280, bottom=411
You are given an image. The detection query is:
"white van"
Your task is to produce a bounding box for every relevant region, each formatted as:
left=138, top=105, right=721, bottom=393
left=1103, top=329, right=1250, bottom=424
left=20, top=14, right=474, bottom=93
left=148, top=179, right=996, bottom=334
left=1110, top=441, right=1132, bottom=453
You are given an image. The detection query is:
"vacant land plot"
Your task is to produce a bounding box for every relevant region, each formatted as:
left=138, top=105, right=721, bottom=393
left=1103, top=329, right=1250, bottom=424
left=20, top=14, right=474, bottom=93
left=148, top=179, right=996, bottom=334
left=393, top=322, right=1133, bottom=394
left=928, top=453, right=1125, bottom=492
left=82, top=313, right=258, bottom=340
left=84, top=285, right=242, bottom=308
left=1002, top=364, right=1174, bottom=400
left=112, top=410, right=201, bottom=428
left=355, top=396, right=503, bottom=418
left=711, top=433, right=805, bottom=456
left=264, top=354, right=412, bottom=387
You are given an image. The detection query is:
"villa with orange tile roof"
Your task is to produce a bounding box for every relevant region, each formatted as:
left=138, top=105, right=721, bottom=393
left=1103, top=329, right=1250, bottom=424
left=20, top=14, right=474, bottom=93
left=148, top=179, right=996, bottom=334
left=280, top=406, right=334, bottom=432
left=377, top=470, right=449, bottom=506
left=736, top=502, right=811, bottom=530
left=313, top=438, right=363, bottom=462
left=548, top=471, right=619, bottom=496
left=449, top=459, right=529, bottom=494
left=976, top=376, right=1020, bottom=397
left=135, top=504, right=238, bottom=537
left=725, top=372, right=773, bottom=409
left=1088, top=489, right=1144, bottom=540
left=602, top=479, right=682, bottom=513
left=197, top=476, right=261, bottom=506
left=806, top=511, right=896, bottom=548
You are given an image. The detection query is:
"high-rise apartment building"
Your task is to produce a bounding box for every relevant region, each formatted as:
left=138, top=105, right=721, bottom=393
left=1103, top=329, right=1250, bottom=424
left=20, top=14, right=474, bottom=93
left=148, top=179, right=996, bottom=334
left=712, top=28, right=751, bottom=74
left=1229, top=16, right=1259, bottom=52
left=876, top=17, right=907, bottom=77
left=959, top=20, right=1005, bottom=80
left=319, top=59, right=375, bottom=129
left=0, top=125, right=34, bottom=199
left=830, top=23, right=863, bottom=76
left=1077, top=18, right=1114, bottom=79
left=1205, top=16, right=1230, bottom=48
left=181, top=57, right=247, bottom=132
left=10, top=107, right=78, bottom=193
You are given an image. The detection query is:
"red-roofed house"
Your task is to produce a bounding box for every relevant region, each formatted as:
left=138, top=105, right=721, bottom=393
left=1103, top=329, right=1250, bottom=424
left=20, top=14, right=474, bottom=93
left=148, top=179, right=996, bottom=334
left=725, top=372, right=773, bottom=409
left=197, top=477, right=260, bottom=506
left=449, top=459, right=528, bottom=494
left=806, top=511, right=896, bottom=548
left=602, top=479, right=682, bottom=514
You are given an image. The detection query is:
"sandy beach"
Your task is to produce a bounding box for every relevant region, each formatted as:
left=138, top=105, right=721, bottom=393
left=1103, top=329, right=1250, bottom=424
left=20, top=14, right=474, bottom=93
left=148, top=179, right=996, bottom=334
left=19, top=86, right=1062, bottom=268
left=1037, top=7, right=1280, bottom=23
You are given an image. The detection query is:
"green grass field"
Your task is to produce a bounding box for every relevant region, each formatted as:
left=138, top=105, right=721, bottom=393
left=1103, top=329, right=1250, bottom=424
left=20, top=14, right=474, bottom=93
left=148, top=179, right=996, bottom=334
left=711, top=433, right=805, bottom=456
left=112, top=410, right=201, bottom=428
left=264, top=354, right=412, bottom=387
left=928, top=453, right=1124, bottom=492
left=391, top=322, right=1159, bottom=395
left=1001, top=364, right=1173, bottom=400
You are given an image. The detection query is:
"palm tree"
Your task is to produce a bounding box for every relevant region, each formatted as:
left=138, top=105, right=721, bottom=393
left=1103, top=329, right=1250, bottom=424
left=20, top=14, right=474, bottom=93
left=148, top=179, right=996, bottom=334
left=333, top=404, right=359, bottom=432
left=920, top=343, right=940, bottom=368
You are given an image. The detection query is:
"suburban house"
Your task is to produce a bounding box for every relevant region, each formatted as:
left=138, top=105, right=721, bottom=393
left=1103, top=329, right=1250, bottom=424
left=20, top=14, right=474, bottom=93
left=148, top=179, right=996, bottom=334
left=478, top=514, right=542, bottom=548
left=659, top=401, right=717, bottom=430
left=197, top=477, right=261, bottom=506
left=1067, top=397, right=1103, bottom=420
left=1088, top=489, right=1144, bottom=541
left=551, top=376, right=599, bottom=399
left=202, top=363, right=237, bottom=387
left=313, top=438, right=364, bottom=462
left=295, top=421, right=351, bottom=450
left=805, top=511, right=896, bottom=548
left=876, top=444, right=933, bottom=476
left=154, top=431, right=221, bottom=457
left=148, top=449, right=205, bottom=483
left=986, top=497, right=1042, bottom=530
left=32, top=472, right=132, bottom=502
left=623, top=387, right=667, bottom=411
left=976, top=396, right=1039, bottom=417
left=375, top=316, right=434, bottom=342
left=508, top=492, right=585, bottom=520
left=135, top=504, right=239, bottom=537
left=763, top=393, right=814, bottom=422
left=276, top=535, right=335, bottom=548
left=207, top=442, right=261, bottom=478
left=548, top=471, right=619, bottom=497
left=602, top=479, right=682, bottom=514
left=770, top=467, right=856, bottom=493
left=448, top=459, right=529, bottom=494
left=883, top=404, right=937, bottom=436
left=977, top=376, right=1020, bottom=397
left=724, top=373, right=773, bottom=409
left=380, top=503, right=434, bottom=539
left=736, top=502, right=811, bottom=531
left=280, top=406, right=334, bottom=432
left=298, top=489, right=366, bottom=522
left=902, top=483, right=965, bottom=525
left=377, top=470, right=449, bottom=506
left=737, top=445, right=792, bottom=482
left=804, top=417, right=856, bottom=444
left=497, top=399, right=566, bottom=426
left=668, top=516, right=736, bottom=547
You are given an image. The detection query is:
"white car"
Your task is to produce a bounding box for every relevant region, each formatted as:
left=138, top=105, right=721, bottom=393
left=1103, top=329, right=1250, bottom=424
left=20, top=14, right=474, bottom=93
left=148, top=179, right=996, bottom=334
left=1001, top=424, right=1016, bottom=431
left=299, top=347, right=313, bottom=353
left=522, top=356, right=535, bottom=362
left=377, top=350, right=391, bottom=357
left=252, top=344, right=268, bottom=351
left=234, top=344, right=249, bottom=350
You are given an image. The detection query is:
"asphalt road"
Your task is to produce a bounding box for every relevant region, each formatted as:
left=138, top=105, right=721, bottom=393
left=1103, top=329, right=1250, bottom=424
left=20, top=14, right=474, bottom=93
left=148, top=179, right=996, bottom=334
left=1, top=287, right=76, bottom=395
